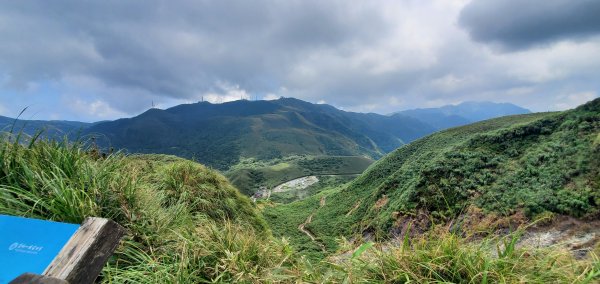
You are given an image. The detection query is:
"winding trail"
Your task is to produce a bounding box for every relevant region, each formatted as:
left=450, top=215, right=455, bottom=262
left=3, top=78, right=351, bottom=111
left=298, top=196, right=327, bottom=252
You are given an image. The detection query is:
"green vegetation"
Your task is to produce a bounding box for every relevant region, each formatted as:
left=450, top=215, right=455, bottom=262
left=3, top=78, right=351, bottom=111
left=266, top=98, right=600, bottom=256
left=84, top=98, right=436, bottom=170
left=0, top=127, right=598, bottom=282
left=0, top=135, right=280, bottom=282
left=261, top=194, right=325, bottom=260
left=2, top=99, right=599, bottom=283
left=326, top=229, right=600, bottom=283
left=227, top=155, right=372, bottom=195
left=0, top=114, right=90, bottom=140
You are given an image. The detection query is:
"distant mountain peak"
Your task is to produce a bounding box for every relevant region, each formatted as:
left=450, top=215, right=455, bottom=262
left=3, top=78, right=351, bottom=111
left=395, top=101, right=530, bottom=130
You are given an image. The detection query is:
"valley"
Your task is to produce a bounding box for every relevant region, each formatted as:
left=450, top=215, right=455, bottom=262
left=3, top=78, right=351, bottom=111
left=226, top=154, right=372, bottom=196
left=2, top=98, right=532, bottom=201
left=0, top=98, right=597, bottom=283
left=264, top=98, right=600, bottom=262
left=4, top=2, right=600, bottom=282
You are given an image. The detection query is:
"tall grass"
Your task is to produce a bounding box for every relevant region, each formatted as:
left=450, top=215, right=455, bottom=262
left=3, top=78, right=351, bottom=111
left=0, top=134, right=597, bottom=283
left=328, top=230, right=600, bottom=283
left=0, top=134, right=286, bottom=282
left=0, top=134, right=123, bottom=223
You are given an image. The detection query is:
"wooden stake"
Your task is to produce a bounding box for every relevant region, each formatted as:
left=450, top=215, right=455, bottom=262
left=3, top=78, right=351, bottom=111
left=43, top=217, right=124, bottom=284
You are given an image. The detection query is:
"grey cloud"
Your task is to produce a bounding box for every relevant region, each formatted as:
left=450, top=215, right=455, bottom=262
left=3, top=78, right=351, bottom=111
left=459, top=0, right=600, bottom=50
left=0, top=0, right=385, bottom=104
left=0, top=1, right=599, bottom=121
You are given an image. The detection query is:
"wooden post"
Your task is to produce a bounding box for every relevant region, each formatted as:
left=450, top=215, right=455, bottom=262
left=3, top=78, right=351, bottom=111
left=10, top=217, right=125, bottom=284
left=44, top=217, right=125, bottom=283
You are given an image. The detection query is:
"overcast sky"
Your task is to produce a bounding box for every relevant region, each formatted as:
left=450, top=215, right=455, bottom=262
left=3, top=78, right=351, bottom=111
left=1, top=0, right=599, bottom=122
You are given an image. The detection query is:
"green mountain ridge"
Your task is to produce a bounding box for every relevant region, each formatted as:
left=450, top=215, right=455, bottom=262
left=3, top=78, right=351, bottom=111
left=0, top=115, right=91, bottom=138
left=0, top=99, right=532, bottom=174
left=84, top=98, right=437, bottom=170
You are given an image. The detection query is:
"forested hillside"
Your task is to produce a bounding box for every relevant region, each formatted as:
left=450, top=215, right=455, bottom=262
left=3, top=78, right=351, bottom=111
left=1, top=99, right=532, bottom=174
left=83, top=98, right=435, bottom=170
left=265, top=98, right=600, bottom=257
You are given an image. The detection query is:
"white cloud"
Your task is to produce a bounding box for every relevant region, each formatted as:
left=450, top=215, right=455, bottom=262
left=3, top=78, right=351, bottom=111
left=552, top=91, right=598, bottom=110
left=263, top=93, right=280, bottom=100
left=0, top=103, right=7, bottom=116
left=201, top=81, right=250, bottom=104
left=67, top=98, right=127, bottom=120
left=490, top=39, right=600, bottom=84
left=431, top=75, right=471, bottom=93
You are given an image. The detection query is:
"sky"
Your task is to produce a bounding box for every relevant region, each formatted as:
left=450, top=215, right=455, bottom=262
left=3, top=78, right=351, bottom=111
left=0, top=0, right=599, bottom=122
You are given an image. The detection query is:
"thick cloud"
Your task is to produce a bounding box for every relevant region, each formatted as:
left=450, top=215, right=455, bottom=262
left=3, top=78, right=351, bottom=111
left=0, top=0, right=598, bottom=121
left=0, top=1, right=388, bottom=116
left=459, top=0, right=600, bottom=50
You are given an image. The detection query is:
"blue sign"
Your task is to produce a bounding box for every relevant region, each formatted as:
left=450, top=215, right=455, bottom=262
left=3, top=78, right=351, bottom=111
left=0, top=215, right=80, bottom=284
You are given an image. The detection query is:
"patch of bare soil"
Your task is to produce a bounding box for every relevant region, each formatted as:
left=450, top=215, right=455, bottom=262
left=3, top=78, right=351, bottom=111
left=374, top=195, right=388, bottom=209
left=273, top=176, right=319, bottom=193
left=388, top=207, right=600, bottom=259
left=517, top=216, right=600, bottom=259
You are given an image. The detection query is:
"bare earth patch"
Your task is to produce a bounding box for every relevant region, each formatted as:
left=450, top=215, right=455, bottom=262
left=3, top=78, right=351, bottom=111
left=273, top=176, right=319, bottom=193
left=517, top=216, right=600, bottom=259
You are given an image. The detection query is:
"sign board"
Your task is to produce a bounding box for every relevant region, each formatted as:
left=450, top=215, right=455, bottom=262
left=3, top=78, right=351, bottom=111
left=0, top=215, right=79, bottom=284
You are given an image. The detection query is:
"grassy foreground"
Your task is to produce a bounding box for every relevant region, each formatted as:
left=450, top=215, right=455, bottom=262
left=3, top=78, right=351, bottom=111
left=0, top=135, right=598, bottom=283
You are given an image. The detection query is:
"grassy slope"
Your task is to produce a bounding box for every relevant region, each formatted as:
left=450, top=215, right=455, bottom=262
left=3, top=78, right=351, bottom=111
left=0, top=138, right=280, bottom=282
left=266, top=98, right=600, bottom=255
left=264, top=112, right=553, bottom=254
left=0, top=133, right=597, bottom=283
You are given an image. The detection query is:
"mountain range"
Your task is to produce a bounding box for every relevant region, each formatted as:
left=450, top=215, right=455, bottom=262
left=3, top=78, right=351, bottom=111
left=0, top=115, right=91, bottom=138
left=0, top=98, right=530, bottom=170
left=2, top=97, right=598, bottom=281
left=394, top=101, right=531, bottom=130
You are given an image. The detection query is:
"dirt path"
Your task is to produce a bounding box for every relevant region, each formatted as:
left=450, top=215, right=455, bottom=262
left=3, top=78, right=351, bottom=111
left=346, top=201, right=361, bottom=216
left=298, top=196, right=327, bottom=252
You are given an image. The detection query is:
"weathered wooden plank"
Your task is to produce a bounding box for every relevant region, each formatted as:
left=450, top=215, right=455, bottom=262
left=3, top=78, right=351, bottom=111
left=42, top=217, right=125, bottom=284
left=9, top=273, right=68, bottom=284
